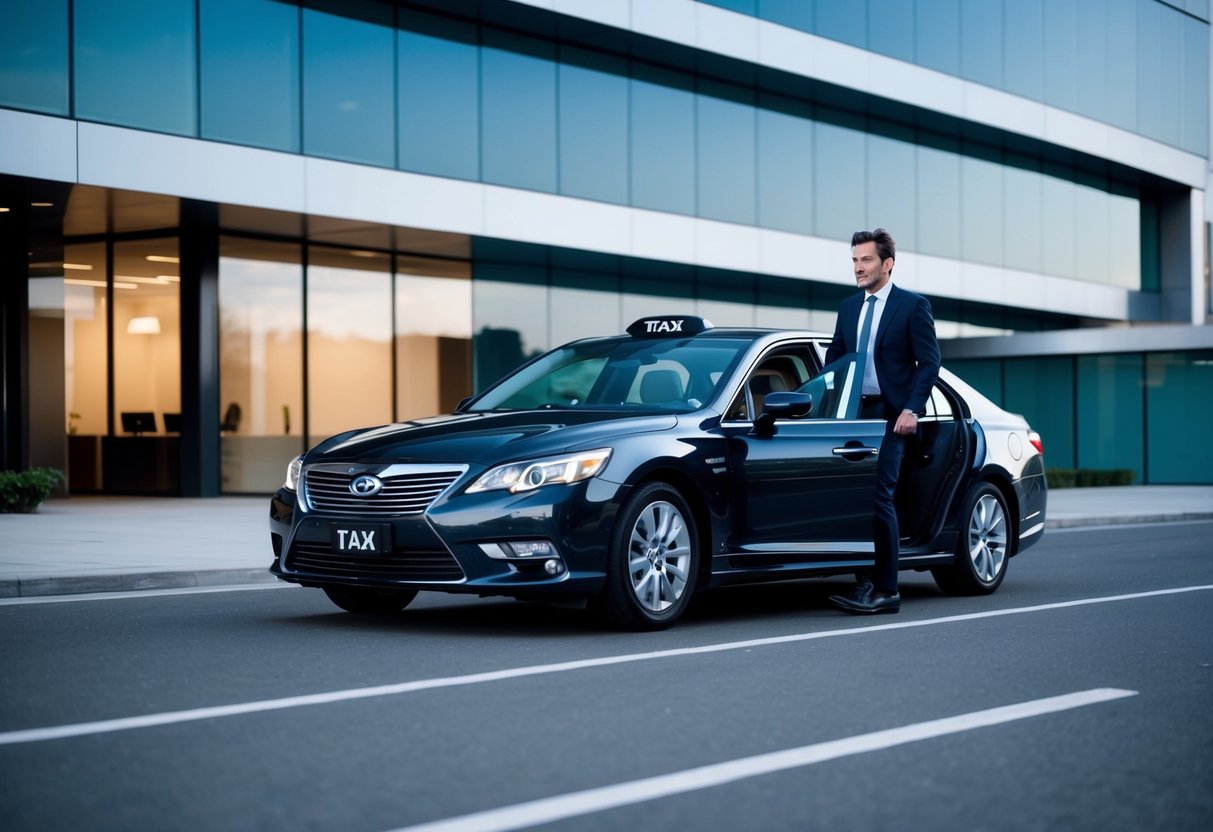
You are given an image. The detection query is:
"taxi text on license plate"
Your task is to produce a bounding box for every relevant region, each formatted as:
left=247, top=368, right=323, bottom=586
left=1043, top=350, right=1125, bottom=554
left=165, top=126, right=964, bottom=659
left=330, top=523, right=391, bottom=554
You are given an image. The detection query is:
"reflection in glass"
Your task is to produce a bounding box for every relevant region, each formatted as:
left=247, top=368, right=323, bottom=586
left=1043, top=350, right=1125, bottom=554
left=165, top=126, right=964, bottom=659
left=473, top=265, right=548, bottom=392
left=1002, top=0, right=1043, bottom=99
left=481, top=32, right=557, bottom=192
left=1043, top=0, right=1079, bottom=114
left=395, top=256, right=472, bottom=420
left=960, top=0, right=1002, bottom=89
left=697, top=83, right=756, bottom=225
left=200, top=0, right=300, bottom=152
left=559, top=48, right=629, bottom=205
left=757, top=98, right=813, bottom=234
left=1040, top=172, right=1076, bottom=279
left=1075, top=180, right=1111, bottom=286
left=218, top=238, right=303, bottom=493
left=1003, top=164, right=1042, bottom=274
left=814, top=119, right=865, bottom=242
left=1182, top=15, right=1209, bottom=153
left=62, top=243, right=109, bottom=440
left=302, top=1, right=394, bottom=167
left=550, top=269, right=621, bottom=346
left=914, top=0, right=959, bottom=76
left=961, top=154, right=1003, bottom=266
left=74, top=0, right=196, bottom=134
left=398, top=11, right=479, bottom=180
left=307, top=246, right=392, bottom=441
left=0, top=0, right=69, bottom=114
left=112, top=239, right=181, bottom=433
left=631, top=66, right=695, bottom=215
left=1146, top=352, right=1213, bottom=483
left=1077, top=354, right=1143, bottom=482
left=865, top=132, right=916, bottom=251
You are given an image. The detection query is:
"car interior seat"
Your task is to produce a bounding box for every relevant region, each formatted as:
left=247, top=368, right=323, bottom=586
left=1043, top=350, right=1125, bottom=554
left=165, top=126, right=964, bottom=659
left=638, top=369, right=686, bottom=404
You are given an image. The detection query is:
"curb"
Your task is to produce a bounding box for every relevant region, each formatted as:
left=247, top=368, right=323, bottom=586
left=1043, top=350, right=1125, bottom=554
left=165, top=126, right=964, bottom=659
left=0, top=568, right=278, bottom=600
left=1045, top=512, right=1213, bottom=529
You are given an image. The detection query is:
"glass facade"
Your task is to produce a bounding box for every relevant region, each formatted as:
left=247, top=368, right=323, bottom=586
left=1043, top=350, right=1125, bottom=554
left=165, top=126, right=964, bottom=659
left=200, top=0, right=301, bottom=152
left=950, top=350, right=1213, bottom=484
left=218, top=238, right=304, bottom=493
left=0, top=1, right=1152, bottom=291
left=700, top=0, right=1210, bottom=154
left=74, top=0, right=197, bottom=135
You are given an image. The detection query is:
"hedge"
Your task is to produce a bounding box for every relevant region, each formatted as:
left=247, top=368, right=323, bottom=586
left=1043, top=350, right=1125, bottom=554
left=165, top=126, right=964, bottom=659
left=1045, top=468, right=1135, bottom=489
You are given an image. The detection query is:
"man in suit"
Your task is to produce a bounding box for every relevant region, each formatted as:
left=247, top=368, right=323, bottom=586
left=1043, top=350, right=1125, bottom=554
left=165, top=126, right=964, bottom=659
left=825, top=228, right=940, bottom=614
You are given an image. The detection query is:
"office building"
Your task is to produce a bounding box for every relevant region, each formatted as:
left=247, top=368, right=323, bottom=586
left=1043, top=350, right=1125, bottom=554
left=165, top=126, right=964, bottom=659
left=2, top=0, right=1211, bottom=495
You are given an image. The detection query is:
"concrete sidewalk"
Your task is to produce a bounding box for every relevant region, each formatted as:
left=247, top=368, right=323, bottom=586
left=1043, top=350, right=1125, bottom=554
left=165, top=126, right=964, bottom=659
left=1, top=487, right=1210, bottom=599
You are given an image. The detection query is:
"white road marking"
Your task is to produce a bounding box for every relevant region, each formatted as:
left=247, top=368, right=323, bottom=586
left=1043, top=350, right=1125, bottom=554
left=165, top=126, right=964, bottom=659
left=0, top=585, right=1206, bottom=747
left=0, top=583, right=293, bottom=606
left=387, top=688, right=1138, bottom=832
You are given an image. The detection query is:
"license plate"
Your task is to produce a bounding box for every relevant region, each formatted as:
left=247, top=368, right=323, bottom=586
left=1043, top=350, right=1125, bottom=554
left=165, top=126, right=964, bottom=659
left=330, top=523, right=391, bottom=554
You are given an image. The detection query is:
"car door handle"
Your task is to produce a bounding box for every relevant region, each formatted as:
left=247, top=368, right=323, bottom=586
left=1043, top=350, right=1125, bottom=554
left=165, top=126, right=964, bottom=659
left=832, top=446, right=879, bottom=457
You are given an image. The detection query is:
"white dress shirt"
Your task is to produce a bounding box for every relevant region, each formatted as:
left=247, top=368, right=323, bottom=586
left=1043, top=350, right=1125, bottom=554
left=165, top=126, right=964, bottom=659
left=857, top=281, right=894, bottom=396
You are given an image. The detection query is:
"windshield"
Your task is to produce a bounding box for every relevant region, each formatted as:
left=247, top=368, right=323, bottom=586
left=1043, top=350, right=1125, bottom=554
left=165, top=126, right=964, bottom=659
left=468, top=337, right=752, bottom=413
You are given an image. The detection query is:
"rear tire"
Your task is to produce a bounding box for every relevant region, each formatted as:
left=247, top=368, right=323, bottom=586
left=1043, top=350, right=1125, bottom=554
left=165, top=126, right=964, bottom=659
left=322, top=585, right=417, bottom=615
left=932, top=482, right=1010, bottom=596
left=600, top=483, right=700, bottom=631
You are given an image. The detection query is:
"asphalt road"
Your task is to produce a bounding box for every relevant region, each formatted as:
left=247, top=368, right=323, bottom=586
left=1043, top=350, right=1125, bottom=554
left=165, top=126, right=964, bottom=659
left=1, top=521, right=1211, bottom=832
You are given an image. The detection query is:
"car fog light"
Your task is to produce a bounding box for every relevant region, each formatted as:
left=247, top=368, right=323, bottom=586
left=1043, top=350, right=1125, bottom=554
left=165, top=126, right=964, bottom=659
left=508, top=540, right=554, bottom=558
left=544, top=559, right=565, bottom=576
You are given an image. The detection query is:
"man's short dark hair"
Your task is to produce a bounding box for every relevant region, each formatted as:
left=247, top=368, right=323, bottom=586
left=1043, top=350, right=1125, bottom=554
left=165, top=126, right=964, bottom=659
left=851, top=228, right=896, bottom=268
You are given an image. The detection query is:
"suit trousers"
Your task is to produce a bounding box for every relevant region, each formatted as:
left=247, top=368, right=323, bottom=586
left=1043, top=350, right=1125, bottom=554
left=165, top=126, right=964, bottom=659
left=861, top=398, right=907, bottom=594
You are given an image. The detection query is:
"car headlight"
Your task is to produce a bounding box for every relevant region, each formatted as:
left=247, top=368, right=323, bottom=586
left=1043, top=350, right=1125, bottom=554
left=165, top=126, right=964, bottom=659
left=284, top=455, right=303, bottom=491
left=467, top=449, right=612, bottom=494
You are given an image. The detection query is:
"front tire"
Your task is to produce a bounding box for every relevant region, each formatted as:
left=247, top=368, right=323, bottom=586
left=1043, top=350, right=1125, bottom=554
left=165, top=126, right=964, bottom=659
left=601, top=483, right=700, bottom=631
left=322, top=585, right=418, bottom=615
left=932, top=482, right=1010, bottom=596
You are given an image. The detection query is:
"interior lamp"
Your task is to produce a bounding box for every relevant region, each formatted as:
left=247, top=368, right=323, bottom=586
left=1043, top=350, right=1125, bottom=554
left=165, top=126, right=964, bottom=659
left=127, top=316, right=161, bottom=335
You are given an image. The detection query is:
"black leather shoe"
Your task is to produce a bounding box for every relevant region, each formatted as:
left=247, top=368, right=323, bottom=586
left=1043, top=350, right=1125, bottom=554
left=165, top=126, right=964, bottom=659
left=844, top=576, right=874, bottom=602
left=829, top=591, right=900, bottom=615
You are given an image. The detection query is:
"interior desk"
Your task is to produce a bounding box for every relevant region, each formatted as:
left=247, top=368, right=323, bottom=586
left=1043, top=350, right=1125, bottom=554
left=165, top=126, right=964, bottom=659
left=101, top=436, right=180, bottom=494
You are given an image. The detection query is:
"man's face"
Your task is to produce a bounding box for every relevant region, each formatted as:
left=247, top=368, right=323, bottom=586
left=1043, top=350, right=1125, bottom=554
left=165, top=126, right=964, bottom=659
left=852, top=241, right=892, bottom=292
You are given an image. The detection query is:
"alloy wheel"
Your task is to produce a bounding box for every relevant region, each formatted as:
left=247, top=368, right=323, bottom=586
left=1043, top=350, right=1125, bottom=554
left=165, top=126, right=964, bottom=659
left=968, top=493, right=1007, bottom=584
left=627, top=500, right=692, bottom=613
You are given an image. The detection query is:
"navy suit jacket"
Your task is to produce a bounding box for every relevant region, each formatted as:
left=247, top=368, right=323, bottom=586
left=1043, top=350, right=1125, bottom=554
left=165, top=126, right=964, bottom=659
left=824, top=284, right=941, bottom=415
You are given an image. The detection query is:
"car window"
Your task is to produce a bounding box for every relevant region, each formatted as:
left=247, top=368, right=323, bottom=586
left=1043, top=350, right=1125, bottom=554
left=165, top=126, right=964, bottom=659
left=469, top=337, right=750, bottom=413
left=920, top=385, right=956, bottom=422
left=797, top=353, right=862, bottom=419
left=725, top=344, right=819, bottom=421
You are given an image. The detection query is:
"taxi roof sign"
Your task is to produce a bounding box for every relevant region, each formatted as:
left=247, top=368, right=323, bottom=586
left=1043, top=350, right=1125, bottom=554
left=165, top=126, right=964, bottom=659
left=626, top=315, right=714, bottom=338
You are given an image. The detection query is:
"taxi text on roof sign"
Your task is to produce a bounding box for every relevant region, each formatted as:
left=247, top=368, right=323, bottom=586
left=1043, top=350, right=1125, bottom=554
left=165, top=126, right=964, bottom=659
left=625, top=315, right=714, bottom=338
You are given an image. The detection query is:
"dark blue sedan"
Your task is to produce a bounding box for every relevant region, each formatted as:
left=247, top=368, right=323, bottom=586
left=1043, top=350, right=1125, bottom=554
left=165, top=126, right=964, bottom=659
left=269, top=315, right=1046, bottom=629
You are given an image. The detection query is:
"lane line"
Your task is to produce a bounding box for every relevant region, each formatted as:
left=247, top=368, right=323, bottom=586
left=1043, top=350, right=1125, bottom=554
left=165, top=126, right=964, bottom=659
left=387, top=688, right=1139, bottom=832
left=0, top=585, right=1207, bottom=747
left=0, top=583, right=292, bottom=606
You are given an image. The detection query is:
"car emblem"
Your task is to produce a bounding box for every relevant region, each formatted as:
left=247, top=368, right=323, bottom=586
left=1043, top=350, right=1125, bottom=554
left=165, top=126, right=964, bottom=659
left=349, top=474, right=383, bottom=497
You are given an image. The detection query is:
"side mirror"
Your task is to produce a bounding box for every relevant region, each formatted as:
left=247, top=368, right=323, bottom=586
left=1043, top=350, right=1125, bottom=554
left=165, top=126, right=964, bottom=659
left=751, top=391, right=813, bottom=436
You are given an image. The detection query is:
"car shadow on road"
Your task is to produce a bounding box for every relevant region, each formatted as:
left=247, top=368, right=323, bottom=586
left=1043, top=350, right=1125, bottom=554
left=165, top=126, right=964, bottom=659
left=269, top=575, right=950, bottom=638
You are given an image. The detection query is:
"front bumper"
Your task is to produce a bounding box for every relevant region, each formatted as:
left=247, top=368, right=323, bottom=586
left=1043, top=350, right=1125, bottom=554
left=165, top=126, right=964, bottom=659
left=269, top=475, right=626, bottom=598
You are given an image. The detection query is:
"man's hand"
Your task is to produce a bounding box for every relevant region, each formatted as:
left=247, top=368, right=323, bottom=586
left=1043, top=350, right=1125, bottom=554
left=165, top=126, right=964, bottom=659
left=893, top=410, right=918, bottom=436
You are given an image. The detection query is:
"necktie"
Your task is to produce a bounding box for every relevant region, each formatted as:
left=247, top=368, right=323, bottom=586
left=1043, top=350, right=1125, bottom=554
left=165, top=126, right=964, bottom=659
left=857, top=295, right=877, bottom=396
left=857, top=295, right=877, bottom=361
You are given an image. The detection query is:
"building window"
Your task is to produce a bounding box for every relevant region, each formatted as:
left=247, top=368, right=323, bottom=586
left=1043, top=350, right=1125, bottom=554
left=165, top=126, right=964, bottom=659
left=74, top=0, right=197, bottom=135
left=218, top=237, right=304, bottom=494
left=306, top=246, right=393, bottom=443
left=0, top=0, right=69, bottom=115
left=200, top=0, right=301, bottom=152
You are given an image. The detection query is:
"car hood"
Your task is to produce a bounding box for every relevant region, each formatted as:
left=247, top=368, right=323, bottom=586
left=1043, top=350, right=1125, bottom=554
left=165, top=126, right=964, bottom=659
left=307, top=410, right=678, bottom=466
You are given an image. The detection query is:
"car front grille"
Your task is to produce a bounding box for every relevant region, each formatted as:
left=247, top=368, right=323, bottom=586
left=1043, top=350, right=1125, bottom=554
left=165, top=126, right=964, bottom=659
left=287, top=541, right=465, bottom=582
left=304, top=467, right=464, bottom=516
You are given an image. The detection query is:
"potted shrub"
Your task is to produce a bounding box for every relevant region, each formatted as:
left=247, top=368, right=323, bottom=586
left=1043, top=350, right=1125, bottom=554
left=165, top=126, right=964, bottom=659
left=0, top=468, right=66, bottom=513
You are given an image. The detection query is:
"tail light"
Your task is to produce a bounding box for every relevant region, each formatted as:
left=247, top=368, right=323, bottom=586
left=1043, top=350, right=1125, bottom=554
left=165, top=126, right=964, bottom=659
left=1028, top=431, right=1043, bottom=455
